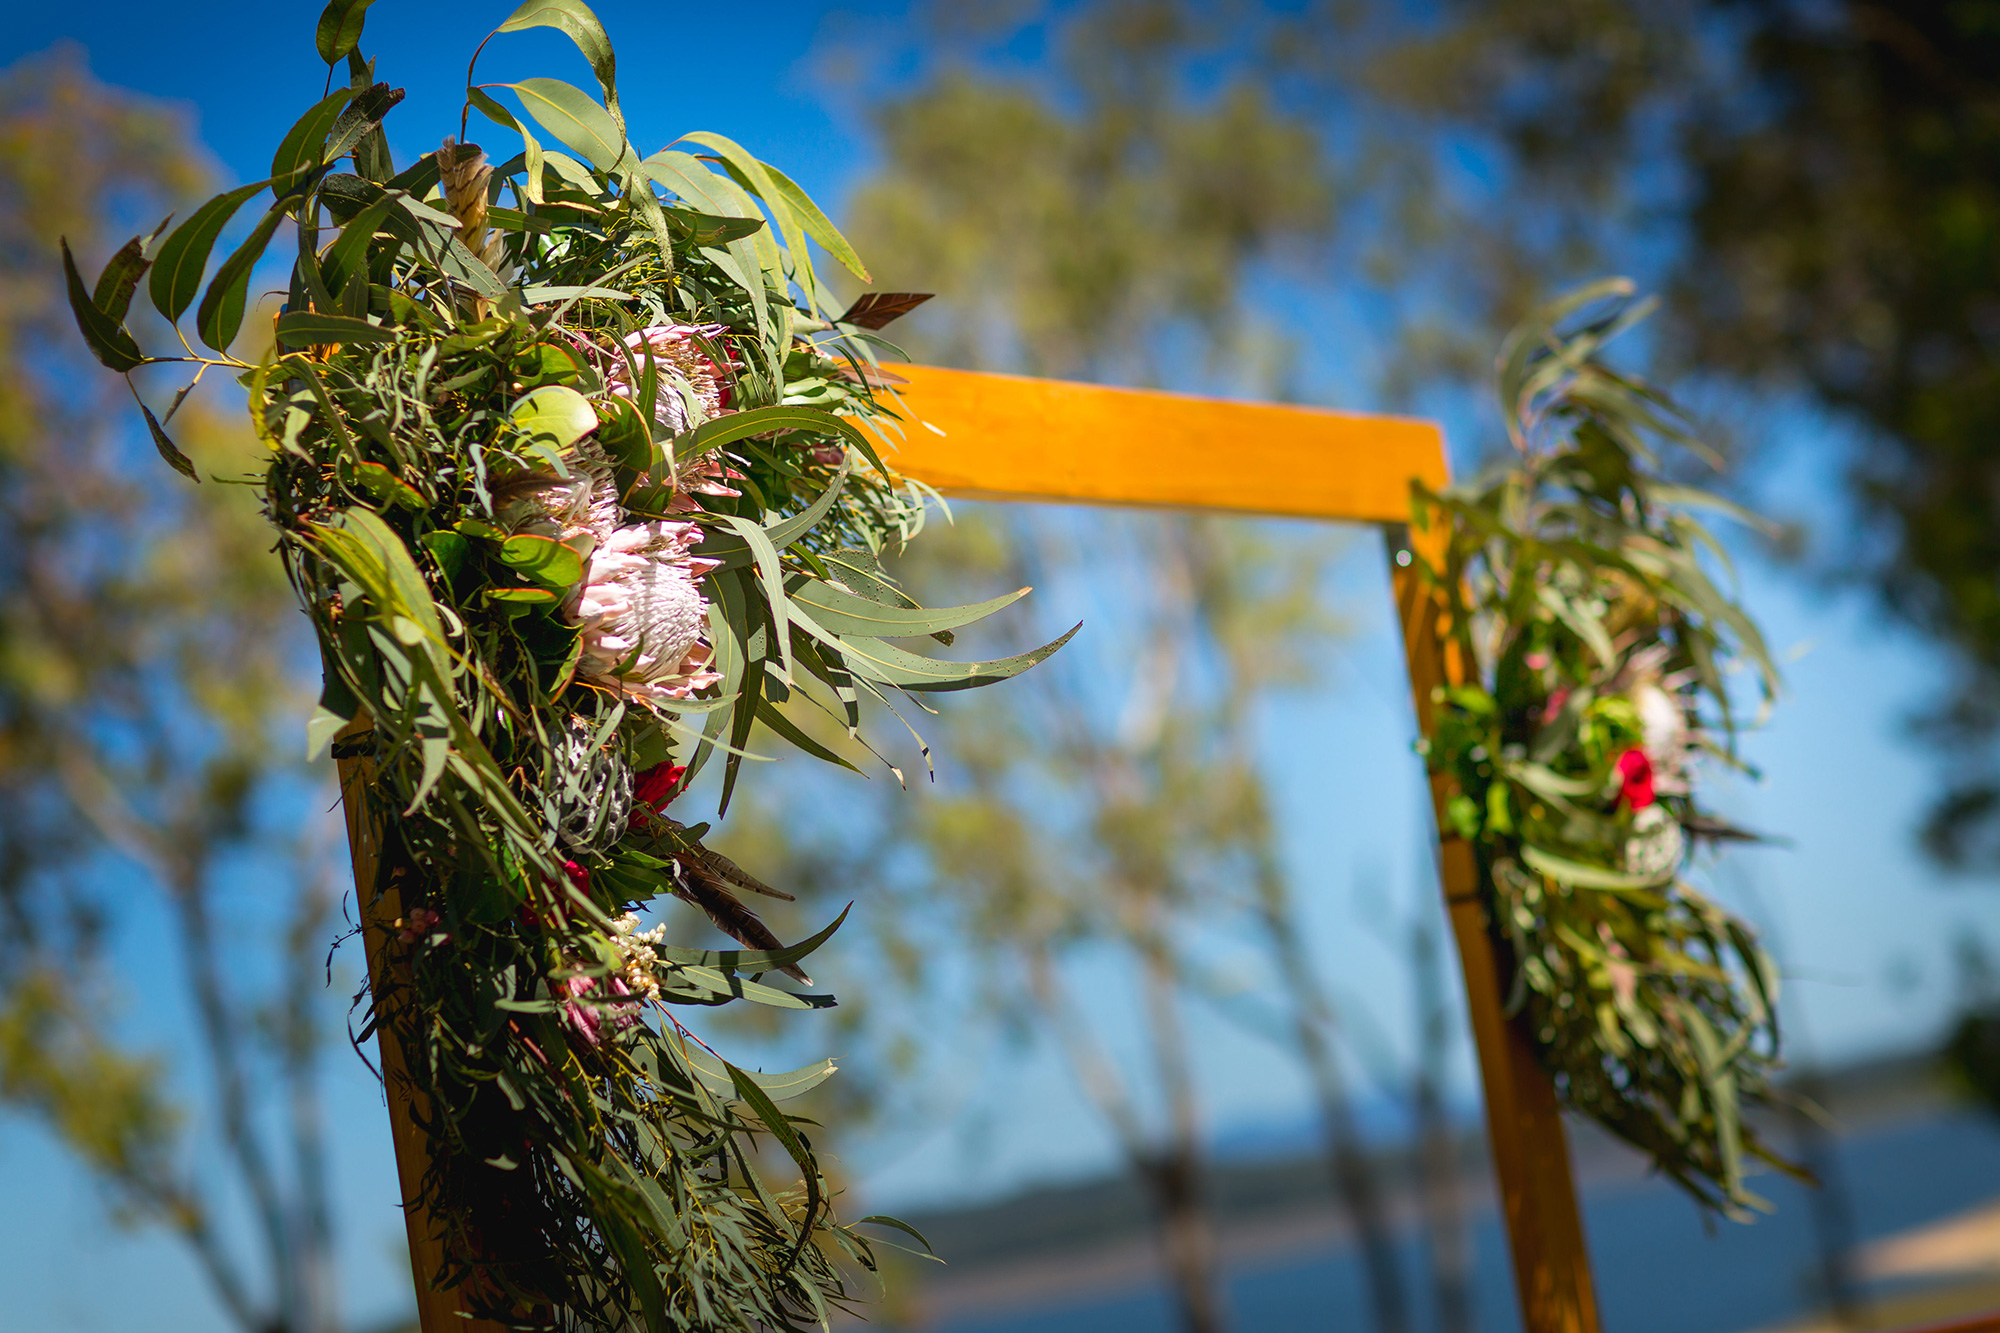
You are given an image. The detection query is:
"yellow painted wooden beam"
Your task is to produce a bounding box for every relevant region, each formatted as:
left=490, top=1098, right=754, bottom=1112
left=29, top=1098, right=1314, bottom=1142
left=872, top=363, right=1450, bottom=521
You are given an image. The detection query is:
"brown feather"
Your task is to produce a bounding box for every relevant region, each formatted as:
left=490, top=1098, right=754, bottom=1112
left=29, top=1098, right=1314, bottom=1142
left=687, top=843, right=792, bottom=900
left=836, top=292, right=933, bottom=330
left=673, top=858, right=811, bottom=984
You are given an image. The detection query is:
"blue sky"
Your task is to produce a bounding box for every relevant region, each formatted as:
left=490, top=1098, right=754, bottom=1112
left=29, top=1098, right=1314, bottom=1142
left=4, top=4, right=1998, bottom=1331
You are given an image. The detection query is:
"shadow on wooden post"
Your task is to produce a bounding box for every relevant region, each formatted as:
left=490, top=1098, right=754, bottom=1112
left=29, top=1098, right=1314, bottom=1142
left=335, top=720, right=512, bottom=1333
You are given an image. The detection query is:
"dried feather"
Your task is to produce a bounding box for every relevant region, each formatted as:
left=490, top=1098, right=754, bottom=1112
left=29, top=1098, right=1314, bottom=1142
left=672, top=860, right=811, bottom=984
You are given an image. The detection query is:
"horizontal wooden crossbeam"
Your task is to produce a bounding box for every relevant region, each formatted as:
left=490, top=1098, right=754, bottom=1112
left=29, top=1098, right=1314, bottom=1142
left=871, top=363, right=1450, bottom=523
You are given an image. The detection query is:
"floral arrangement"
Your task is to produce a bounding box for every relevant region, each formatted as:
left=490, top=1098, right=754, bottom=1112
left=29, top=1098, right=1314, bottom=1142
left=61, top=2, right=1067, bottom=1326
left=1414, top=283, right=1799, bottom=1217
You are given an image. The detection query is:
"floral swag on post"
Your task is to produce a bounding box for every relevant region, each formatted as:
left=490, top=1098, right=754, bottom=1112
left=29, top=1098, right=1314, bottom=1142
left=60, top=2, right=1070, bottom=1327
left=1415, top=282, right=1801, bottom=1218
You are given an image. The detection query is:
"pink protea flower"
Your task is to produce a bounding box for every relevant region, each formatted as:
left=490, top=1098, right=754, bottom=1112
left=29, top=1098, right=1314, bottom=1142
left=557, top=973, right=637, bottom=1047
left=603, top=324, right=744, bottom=505
left=567, top=519, right=723, bottom=705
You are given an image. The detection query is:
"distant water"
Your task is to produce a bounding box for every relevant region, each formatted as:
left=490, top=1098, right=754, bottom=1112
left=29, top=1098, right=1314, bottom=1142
left=940, top=1109, right=2000, bottom=1333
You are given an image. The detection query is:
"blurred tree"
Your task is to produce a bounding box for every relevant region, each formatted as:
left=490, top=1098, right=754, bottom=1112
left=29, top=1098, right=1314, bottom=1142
left=0, top=47, right=342, bottom=1333
left=878, top=510, right=1357, bottom=1333
left=847, top=0, right=1334, bottom=388
left=842, top=7, right=1432, bottom=1330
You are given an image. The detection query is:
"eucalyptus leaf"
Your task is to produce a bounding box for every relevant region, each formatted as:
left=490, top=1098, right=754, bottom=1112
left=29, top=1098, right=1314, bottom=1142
left=148, top=180, right=269, bottom=324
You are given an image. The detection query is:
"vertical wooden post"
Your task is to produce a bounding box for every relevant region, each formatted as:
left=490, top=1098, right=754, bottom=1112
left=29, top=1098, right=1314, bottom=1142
left=1393, top=535, right=1603, bottom=1333
left=335, top=726, right=510, bottom=1333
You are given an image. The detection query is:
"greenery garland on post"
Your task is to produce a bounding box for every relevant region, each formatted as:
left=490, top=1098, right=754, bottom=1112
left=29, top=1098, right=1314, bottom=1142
left=60, top=2, right=1068, bottom=1326
left=1414, top=281, right=1802, bottom=1218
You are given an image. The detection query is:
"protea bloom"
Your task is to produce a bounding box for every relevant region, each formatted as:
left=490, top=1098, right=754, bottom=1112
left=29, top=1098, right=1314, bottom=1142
left=569, top=519, right=722, bottom=704
left=1624, top=802, right=1686, bottom=879
left=1632, top=680, right=1694, bottom=797
left=493, top=437, right=620, bottom=554
left=558, top=973, right=639, bottom=1046
left=603, top=323, right=744, bottom=505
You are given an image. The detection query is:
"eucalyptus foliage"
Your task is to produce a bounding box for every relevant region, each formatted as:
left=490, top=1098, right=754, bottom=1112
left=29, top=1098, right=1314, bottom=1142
left=60, top=3, right=1065, bottom=1326
left=1414, top=282, right=1798, bottom=1217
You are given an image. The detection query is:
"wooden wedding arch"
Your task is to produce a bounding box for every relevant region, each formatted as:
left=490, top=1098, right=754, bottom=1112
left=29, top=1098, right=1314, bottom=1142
left=340, top=363, right=1594, bottom=1333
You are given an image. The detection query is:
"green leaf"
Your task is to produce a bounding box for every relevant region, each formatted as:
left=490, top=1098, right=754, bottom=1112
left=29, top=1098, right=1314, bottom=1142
left=275, top=312, right=397, bottom=346
left=683, top=1049, right=835, bottom=1103
left=801, top=615, right=1080, bottom=693
left=639, top=150, right=770, bottom=341
left=663, top=966, right=834, bottom=1010
left=136, top=395, right=196, bottom=482
left=271, top=88, right=352, bottom=197
left=681, top=130, right=823, bottom=305
left=326, top=507, right=446, bottom=645
left=497, top=534, right=584, bottom=588
left=315, top=0, right=376, bottom=64
left=754, top=696, right=861, bottom=773
left=496, top=0, right=622, bottom=136
left=667, top=208, right=765, bottom=245
left=306, top=705, right=349, bottom=762
left=484, top=586, right=562, bottom=605
left=150, top=181, right=268, bottom=324
left=789, top=576, right=1028, bottom=639
left=91, top=231, right=155, bottom=324
left=753, top=157, right=870, bottom=283
left=504, top=78, right=630, bottom=173
left=468, top=87, right=544, bottom=205
left=825, top=546, right=953, bottom=645
left=60, top=238, right=142, bottom=371
left=419, top=529, right=469, bottom=582
left=196, top=203, right=288, bottom=352
left=857, top=1215, right=936, bottom=1254
left=1521, top=844, right=1673, bottom=891
left=343, top=459, right=424, bottom=510
left=509, top=384, right=598, bottom=451
left=517, top=284, right=635, bottom=304
left=513, top=341, right=590, bottom=388
left=324, top=82, right=405, bottom=166
left=716, top=514, right=794, bottom=683
left=666, top=403, right=878, bottom=477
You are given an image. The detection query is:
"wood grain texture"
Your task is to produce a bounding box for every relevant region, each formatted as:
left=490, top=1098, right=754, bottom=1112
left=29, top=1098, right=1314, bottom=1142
left=875, top=363, right=1450, bottom=521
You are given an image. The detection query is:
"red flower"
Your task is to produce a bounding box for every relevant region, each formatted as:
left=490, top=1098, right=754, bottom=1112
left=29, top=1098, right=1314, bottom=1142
left=1615, top=747, right=1655, bottom=810
left=562, top=859, right=591, bottom=889
left=629, top=763, right=687, bottom=828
